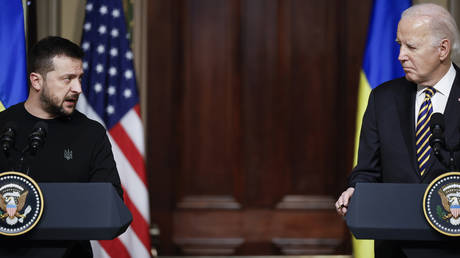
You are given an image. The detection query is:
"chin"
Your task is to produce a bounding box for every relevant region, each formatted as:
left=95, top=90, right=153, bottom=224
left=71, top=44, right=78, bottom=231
left=66, top=109, right=75, bottom=116
left=404, top=74, right=419, bottom=84
left=60, top=108, right=75, bottom=116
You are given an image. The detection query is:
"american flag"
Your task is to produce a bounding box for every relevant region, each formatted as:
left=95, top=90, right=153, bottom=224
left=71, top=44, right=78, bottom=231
left=77, top=0, right=150, bottom=257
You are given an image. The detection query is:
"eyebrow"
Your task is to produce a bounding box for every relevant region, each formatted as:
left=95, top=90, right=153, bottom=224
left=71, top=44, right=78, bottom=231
left=61, top=73, right=84, bottom=78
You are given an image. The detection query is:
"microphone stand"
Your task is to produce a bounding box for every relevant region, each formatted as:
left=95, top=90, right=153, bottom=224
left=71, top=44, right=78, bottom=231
left=16, top=146, right=31, bottom=175
left=446, top=143, right=460, bottom=171
left=435, top=143, right=459, bottom=172
left=3, top=148, right=18, bottom=172
left=16, top=140, right=43, bottom=175
left=448, top=150, right=457, bottom=171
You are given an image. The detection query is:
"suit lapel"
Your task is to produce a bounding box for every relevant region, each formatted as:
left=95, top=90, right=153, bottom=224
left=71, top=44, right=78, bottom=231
left=441, top=65, right=460, bottom=157
left=423, top=64, right=460, bottom=178
left=396, top=80, right=418, bottom=174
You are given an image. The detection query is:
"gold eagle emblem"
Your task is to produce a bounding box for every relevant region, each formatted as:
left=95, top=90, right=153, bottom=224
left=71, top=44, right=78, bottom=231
left=439, top=189, right=453, bottom=219
left=438, top=183, right=460, bottom=225
left=0, top=191, right=29, bottom=225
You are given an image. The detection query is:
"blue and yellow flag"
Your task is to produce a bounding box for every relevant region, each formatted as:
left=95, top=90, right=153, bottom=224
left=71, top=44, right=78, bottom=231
left=0, top=0, right=28, bottom=111
left=353, top=0, right=411, bottom=257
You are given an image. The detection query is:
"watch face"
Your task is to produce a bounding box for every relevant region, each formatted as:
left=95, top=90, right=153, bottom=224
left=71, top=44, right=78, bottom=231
left=424, top=172, right=460, bottom=237
left=0, top=171, right=44, bottom=236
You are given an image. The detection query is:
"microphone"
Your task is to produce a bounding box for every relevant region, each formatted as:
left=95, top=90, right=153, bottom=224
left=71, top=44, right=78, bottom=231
left=0, top=122, right=17, bottom=155
left=28, top=121, right=48, bottom=155
left=430, top=112, right=445, bottom=156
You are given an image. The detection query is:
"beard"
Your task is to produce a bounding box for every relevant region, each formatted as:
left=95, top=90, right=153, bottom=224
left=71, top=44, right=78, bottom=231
left=40, top=83, right=78, bottom=117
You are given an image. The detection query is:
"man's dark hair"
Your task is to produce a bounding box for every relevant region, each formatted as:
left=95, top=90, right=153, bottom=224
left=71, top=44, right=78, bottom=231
left=28, top=36, right=84, bottom=77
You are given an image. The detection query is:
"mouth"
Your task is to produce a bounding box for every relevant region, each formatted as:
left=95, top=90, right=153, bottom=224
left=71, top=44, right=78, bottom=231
left=63, top=96, right=79, bottom=106
left=402, top=67, right=414, bottom=72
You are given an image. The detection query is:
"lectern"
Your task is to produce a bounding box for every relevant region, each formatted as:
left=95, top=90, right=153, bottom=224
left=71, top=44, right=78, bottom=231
left=0, top=183, right=132, bottom=256
left=346, top=183, right=460, bottom=257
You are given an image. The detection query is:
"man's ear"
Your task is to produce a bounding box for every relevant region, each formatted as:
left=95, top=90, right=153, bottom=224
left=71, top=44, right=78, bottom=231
left=439, top=38, right=451, bottom=61
left=29, top=72, right=43, bottom=91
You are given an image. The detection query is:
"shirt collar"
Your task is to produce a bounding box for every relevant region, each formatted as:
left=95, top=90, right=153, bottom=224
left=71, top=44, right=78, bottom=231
left=417, top=63, right=456, bottom=96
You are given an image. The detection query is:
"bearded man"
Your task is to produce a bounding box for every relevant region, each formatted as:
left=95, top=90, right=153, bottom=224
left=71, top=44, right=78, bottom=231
left=0, top=36, right=122, bottom=257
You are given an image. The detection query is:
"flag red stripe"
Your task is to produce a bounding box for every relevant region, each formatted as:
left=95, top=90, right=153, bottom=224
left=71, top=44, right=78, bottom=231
left=134, top=104, right=141, bottom=117
left=109, top=122, right=147, bottom=184
left=124, top=192, right=151, bottom=251
left=99, top=238, right=130, bottom=258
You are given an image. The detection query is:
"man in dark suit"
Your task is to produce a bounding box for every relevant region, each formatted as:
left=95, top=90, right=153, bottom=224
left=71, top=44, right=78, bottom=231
left=336, top=3, right=460, bottom=257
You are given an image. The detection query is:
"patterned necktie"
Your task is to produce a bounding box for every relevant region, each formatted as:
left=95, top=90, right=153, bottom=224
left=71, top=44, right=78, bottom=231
left=416, top=87, right=436, bottom=175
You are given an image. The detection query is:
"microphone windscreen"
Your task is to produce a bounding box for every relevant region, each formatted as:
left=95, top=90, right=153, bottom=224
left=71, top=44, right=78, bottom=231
left=430, top=112, right=445, bottom=131
left=32, top=121, right=48, bottom=135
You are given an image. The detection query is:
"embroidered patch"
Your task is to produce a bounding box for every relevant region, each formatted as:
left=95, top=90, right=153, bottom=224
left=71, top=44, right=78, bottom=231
left=64, top=148, right=73, bottom=160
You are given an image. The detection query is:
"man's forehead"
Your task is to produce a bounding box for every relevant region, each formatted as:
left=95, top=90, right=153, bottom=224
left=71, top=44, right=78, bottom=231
left=399, top=15, right=432, bottom=31
left=397, top=17, right=432, bottom=40
left=50, top=55, right=83, bottom=73
left=51, top=55, right=82, bottom=65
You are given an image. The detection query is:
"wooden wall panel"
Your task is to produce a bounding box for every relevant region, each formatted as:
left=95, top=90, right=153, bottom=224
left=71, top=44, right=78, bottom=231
left=146, top=0, right=179, bottom=254
left=284, top=0, right=340, bottom=196
left=241, top=0, right=286, bottom=207
left=147, top=0, right=372, bottom=255
left=180, top=0, right=241, bottom=198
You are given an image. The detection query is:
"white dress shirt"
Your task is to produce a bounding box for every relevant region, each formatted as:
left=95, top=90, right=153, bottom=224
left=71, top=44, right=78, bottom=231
left=415, top=63, right=456, bottom=128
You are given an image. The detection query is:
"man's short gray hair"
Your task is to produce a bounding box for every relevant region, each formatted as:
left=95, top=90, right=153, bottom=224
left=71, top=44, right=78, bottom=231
left=402, top=3, right=460, bottom=57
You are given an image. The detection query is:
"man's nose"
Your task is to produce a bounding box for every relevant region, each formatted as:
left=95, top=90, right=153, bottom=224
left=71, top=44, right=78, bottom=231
left=71, top=80, right=82, bottom=94
left=398, top=46, right=407, bottom=61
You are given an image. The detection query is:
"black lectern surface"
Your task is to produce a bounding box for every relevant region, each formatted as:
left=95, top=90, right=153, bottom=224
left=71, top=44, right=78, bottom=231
left=345, top=182, right=452, bottom=241
left=0, top=183, right=132, bottom=240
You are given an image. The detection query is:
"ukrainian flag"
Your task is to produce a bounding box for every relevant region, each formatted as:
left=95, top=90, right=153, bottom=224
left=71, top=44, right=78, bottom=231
left=353, top=0, right=411, bottom=257
left=0, top=0, right=28, bottom=111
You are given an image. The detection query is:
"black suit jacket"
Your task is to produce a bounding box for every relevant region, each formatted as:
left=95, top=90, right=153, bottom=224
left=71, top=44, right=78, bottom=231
left=349, top=64, right=460, bottom=187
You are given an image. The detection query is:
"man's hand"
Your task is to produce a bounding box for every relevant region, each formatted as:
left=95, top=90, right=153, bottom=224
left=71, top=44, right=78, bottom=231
left=335, top=187, right=355, bottom=216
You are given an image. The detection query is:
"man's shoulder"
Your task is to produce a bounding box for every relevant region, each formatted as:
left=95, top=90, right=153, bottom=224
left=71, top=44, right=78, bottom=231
left=372, top=76, right=415, bottom=95
left=70, top=110, right=107, bottom=133
left=0, top=103, right=25, bottom=120
left=1, top=102, right=24, bottom=113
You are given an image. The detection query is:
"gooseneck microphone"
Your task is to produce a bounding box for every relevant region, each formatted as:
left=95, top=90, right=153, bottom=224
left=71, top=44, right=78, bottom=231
left=16, top=121, right=48, bottom=174
left=0, top=122, right=17, bottom=156
left=28, top=121, right=48, bottom=155
left=430, top=112, right=445, bottom=156
left=429, top=112, right=458, bottom=171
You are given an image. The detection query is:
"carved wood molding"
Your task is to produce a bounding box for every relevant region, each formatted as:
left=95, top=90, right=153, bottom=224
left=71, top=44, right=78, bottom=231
left=272, top=237, right=341, bottom=255
left=275, top=195, right=335, bottom=210
left=177, top=195, right=242, bottom=209
left=174, top=237, right=244, bottom=255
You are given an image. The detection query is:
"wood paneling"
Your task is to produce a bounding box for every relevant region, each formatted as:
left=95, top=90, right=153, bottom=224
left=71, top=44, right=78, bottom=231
left=173, top=210, right=343, bottom=238
left=240, top=0, right=284, bottom=207
left=147, top=0, right=372, bottom=255
left=180, top=0, right=241, bottom=198
left=146, top=0, right=179, bottom=253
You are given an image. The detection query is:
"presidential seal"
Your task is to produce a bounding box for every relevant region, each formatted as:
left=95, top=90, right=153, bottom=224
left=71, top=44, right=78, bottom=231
left=0, top=171, right=43, bottom=236
left=423, top=172, right=460, bottom=236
